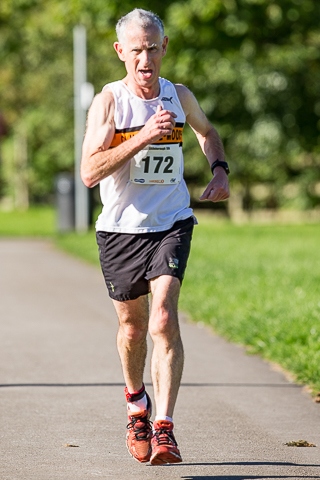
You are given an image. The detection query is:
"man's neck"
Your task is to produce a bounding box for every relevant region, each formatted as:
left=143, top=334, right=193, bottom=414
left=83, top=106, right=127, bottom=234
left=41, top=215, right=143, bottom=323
left=122, top=77, right=160, bottom=100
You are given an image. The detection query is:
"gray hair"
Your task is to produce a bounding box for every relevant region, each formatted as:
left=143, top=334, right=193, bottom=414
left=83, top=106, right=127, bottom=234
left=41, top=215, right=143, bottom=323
left=116, top=9, right=165, bottom=43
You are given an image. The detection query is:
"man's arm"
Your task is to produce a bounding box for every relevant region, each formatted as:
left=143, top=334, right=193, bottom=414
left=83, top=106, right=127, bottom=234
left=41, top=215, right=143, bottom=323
left=175, top=84, right=229, bottom=202
left=81, top=90, right=177, bottom=188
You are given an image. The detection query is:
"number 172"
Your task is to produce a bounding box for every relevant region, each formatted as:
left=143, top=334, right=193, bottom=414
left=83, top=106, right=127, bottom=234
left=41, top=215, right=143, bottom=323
left=141, top=156, right=174, bottom=174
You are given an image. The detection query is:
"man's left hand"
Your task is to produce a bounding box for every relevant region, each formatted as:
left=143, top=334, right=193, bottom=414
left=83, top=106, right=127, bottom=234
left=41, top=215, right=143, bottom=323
left=199, top=168, right=230, bottom=202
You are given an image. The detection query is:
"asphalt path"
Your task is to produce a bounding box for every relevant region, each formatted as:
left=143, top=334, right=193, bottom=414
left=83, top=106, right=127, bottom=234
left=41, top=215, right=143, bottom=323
left=0, top=239, right=319, bottom=480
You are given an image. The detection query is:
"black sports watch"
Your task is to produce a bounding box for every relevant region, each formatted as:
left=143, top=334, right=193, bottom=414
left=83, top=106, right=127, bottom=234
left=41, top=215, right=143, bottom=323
left=210, top=160, right=230, bottom=176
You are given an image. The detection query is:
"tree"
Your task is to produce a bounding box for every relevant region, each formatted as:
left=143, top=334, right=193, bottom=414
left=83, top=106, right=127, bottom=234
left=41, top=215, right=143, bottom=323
left=1, top=0, right=319, bottom=211
left=162, top=0, right=320, bottom=211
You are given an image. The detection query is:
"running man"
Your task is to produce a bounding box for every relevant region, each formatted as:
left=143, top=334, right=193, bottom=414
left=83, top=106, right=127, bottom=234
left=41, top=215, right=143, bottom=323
left=81, top=8, right=230, bottom=465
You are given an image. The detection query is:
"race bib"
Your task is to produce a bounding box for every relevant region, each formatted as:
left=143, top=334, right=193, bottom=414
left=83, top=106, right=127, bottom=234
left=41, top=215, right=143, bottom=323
left=130, top=144, right=182, bottom=185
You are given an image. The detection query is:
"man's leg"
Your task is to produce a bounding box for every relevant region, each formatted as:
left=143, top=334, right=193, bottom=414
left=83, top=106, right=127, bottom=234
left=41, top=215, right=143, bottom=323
left=148, top=275, right=183, bottom=464
left=112, top=296, right=153, bottom=463
left=113, top=296, right=149, bottom=393
left=148, top=275, right=183, bottom=417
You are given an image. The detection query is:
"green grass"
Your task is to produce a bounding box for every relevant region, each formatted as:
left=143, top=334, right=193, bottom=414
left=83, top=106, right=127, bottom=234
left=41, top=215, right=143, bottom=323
left=0, top=206, right=56, bottom=236
left=1, top=207, right=319, bottom=394
left=55, top=231, right=100, bottom=266
left=180, top=216, right=320, bottom=394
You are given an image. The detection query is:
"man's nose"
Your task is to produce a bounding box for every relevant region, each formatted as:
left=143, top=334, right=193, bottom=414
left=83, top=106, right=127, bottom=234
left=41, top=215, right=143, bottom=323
left=140, top=49, right=151, bottom=65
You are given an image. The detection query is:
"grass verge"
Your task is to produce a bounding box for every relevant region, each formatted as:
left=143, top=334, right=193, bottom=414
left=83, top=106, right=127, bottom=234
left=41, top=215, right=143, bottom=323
left=0, top=206, right=56, bottom=236
left=180, top=215, right=320, bottom=395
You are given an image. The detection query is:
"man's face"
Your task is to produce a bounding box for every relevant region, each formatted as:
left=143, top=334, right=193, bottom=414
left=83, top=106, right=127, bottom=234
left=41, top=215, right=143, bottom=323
left=114, top=24, right=168, bottom=93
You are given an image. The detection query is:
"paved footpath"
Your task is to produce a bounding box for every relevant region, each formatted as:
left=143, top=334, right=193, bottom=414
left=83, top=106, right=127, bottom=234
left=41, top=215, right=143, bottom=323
left=0, top=239, right=319, bottom=480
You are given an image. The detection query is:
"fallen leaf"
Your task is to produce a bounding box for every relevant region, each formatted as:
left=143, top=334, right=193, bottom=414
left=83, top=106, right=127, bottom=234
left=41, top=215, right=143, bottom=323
left=285, top=440, right=316, bottom=447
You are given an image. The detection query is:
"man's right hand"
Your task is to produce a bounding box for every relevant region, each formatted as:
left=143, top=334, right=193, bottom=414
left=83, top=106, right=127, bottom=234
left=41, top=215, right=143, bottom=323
left=141, top=105, right=177, bottom=143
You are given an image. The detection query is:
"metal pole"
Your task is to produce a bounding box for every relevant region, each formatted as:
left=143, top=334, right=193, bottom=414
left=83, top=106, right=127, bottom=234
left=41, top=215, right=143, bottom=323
left=73, top=25, right=89, bottom=232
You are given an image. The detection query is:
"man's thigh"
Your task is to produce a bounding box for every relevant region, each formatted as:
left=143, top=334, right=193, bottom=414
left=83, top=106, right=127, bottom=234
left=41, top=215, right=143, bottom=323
left=112, top=295, right=150, bottom=332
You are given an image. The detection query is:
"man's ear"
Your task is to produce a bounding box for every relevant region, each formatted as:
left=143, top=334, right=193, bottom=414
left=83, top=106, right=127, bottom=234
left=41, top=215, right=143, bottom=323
left=114, top=42, right=125, bottom=62
left=162, top=36, right=169, bottom=57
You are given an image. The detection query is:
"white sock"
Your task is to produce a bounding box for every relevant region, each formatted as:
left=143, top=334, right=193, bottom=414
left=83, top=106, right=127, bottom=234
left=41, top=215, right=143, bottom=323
left=127, top=393, right=148, bottom=414
left=155, top=415, right=173, bottom=423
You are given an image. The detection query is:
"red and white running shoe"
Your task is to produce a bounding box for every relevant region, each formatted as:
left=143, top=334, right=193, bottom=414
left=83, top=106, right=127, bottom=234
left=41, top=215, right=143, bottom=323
left=150, top=420, right=182, bottom=465
left=126, top=392, right=153, bottom=463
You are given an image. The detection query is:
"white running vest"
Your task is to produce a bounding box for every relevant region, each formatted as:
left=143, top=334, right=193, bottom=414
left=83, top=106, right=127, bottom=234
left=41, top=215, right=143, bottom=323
left=95, top=78, right=194, bottom=233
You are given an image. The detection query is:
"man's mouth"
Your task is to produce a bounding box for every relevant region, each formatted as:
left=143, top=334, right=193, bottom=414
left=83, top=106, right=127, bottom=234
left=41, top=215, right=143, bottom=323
left=139, top=69, right=153, bottom=78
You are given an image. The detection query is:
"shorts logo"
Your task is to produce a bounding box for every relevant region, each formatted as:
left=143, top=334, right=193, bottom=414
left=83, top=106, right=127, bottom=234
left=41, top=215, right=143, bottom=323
left=168, top=257, right=179, bottom=269
left=109, top=282, right=115, bottom=292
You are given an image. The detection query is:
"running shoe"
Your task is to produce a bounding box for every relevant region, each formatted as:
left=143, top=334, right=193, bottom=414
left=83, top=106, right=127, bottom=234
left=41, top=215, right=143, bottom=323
left=126, top=392, right=153, bottom=463
left=150, top=420, right=182, bottom=465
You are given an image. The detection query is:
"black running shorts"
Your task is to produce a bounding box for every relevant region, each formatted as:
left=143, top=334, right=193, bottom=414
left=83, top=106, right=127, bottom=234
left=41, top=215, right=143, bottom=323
left=96, top=217, right=195, bottom=301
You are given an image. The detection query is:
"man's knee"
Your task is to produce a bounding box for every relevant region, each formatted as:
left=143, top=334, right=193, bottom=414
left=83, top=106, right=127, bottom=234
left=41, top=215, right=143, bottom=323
left=149, top=276, right=180, bottom=338
left=114, top=297, right=149, bottom=343
left=119, top=320, right=148, bottom=343
left=149, top=308, right=180, bottom=340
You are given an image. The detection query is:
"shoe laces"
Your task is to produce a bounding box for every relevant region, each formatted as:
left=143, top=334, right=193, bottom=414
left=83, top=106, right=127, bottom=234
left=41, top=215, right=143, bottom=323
left=127, top=414, right=152, bottom=440
left=153, top=427, right=177, bottom=447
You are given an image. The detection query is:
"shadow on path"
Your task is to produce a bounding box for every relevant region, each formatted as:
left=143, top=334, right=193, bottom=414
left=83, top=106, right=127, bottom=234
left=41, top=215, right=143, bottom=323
left=0, top=382, right=301, bottom=389
left=180, top=476, right=320, bottom=480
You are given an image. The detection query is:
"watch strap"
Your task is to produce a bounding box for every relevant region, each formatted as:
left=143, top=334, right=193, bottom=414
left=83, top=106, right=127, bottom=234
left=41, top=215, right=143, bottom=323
left=211, top=160, right=230, bottom=175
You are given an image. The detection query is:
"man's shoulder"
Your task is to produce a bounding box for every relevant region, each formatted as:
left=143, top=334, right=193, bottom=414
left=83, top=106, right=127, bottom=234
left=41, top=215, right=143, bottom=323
left=172, top=83, right=193, bottom=108
left=173, top=83, right=189, bottom=94
left=93, top=88, right=114, bottom=105
left=88, top=88, right=115, bottom=119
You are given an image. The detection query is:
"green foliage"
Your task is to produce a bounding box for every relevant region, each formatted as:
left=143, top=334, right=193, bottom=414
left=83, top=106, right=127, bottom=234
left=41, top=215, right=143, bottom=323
left=162, top=0, right=320, bottom=205
left=0, top=0, right=320, bottom=208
